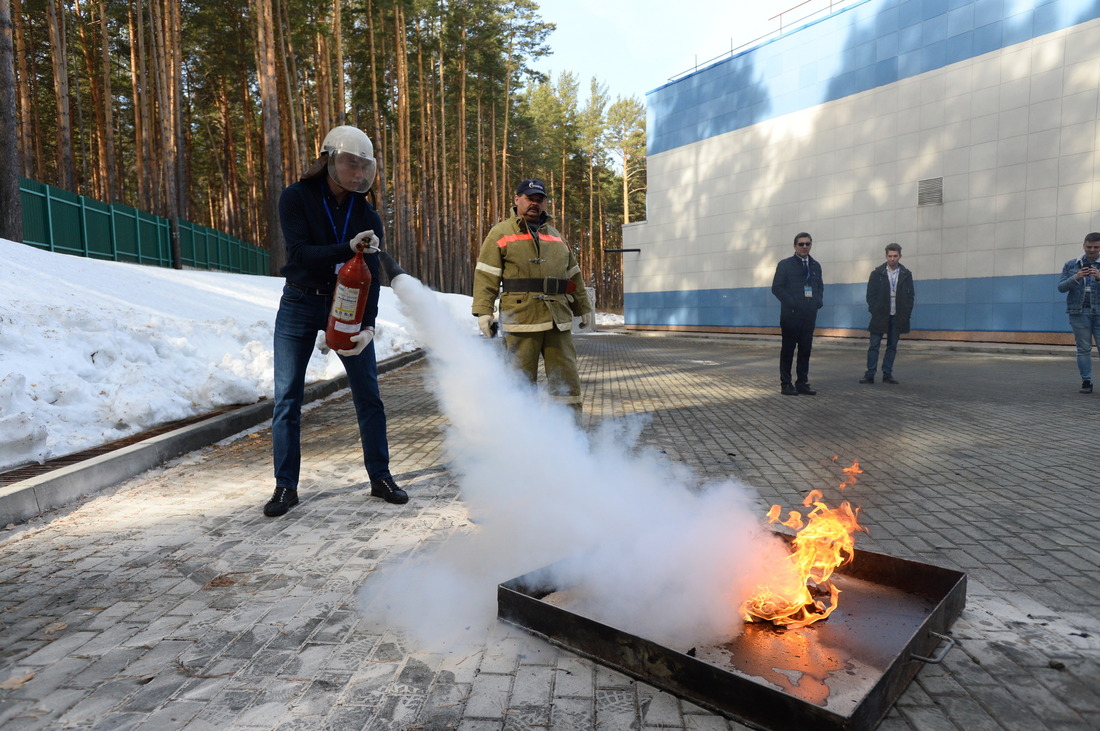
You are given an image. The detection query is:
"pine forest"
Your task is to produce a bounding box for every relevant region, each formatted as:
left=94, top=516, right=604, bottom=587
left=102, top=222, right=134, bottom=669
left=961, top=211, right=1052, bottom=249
left=4, top=0, right=647, bottom=309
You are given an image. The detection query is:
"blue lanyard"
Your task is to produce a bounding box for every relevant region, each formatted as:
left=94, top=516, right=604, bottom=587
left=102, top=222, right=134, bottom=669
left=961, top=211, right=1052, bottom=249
left=800, top=256, right=811, bottom=282
left=322, top=195, right=354, bottom=246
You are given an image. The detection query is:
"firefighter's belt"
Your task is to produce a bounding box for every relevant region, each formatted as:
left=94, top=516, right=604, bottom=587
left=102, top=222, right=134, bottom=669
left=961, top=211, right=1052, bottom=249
left=501, top=277, right=574, bottom=295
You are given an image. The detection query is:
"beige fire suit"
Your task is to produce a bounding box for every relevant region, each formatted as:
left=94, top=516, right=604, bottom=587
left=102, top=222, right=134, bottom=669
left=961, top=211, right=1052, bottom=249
left=472, top=212, right=592, bottom=409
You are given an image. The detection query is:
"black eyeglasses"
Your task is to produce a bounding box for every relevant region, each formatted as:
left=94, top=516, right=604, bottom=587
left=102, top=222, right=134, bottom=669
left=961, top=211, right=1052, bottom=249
left=795, top=242, right=812, bottom=247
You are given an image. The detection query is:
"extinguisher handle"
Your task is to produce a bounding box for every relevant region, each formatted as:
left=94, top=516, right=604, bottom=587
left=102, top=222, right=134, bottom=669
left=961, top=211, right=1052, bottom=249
left=350, top=230, right=380, bottom=254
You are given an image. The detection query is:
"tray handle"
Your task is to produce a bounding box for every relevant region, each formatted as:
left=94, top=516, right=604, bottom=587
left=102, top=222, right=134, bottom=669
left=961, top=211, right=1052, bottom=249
left=911, top=631, right=956, bottom=664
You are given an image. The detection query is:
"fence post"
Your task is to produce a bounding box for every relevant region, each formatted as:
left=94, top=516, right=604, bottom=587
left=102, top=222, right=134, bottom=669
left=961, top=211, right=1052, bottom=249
left=44, top=185, right=55, bottom=251
left=79, top=195, right=89, bottom=257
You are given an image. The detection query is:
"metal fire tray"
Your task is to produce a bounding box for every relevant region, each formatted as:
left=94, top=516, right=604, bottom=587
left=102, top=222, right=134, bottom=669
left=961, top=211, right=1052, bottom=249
left=498, top=546, right=966, bottom=731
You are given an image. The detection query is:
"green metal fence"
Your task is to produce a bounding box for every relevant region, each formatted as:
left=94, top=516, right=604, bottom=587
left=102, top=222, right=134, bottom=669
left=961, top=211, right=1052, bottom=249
left=19, top=178, right=269, bottom=275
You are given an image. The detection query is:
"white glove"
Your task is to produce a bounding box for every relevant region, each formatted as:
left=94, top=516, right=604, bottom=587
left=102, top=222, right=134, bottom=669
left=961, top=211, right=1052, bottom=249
left=579, top=311, right=594, bottom=329
left=315, top=330, right=331, bottom=355
left=477, top=314, right=495, bottom=338
left=349, top=230, right=380, bottom=254
left=336, top=328, right=374, bottom=356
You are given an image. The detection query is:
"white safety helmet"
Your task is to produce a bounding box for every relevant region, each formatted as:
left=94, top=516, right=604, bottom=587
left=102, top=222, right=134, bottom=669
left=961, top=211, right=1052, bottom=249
left=321, top=125, right=377, bottom=194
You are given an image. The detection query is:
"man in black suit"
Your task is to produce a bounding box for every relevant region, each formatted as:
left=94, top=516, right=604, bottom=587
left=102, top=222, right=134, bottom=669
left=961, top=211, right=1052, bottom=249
left=771, top=232, right=824, bottom=395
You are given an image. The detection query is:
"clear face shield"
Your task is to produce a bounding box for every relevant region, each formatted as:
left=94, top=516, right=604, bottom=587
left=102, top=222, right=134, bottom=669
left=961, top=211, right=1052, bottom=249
left=327, top=150, right=377, bottom=195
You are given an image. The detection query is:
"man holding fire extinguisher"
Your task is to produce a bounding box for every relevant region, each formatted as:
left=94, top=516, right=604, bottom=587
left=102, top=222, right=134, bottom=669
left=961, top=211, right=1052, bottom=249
left=265, top=125, right=407, bottom=518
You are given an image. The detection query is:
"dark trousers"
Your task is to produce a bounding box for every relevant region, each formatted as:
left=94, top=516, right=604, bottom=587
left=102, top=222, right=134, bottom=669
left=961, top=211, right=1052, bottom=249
left=779, top=311, right=816, bottom=386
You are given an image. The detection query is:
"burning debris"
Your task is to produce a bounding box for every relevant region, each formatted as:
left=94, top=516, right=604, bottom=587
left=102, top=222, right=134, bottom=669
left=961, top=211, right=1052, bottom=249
left=740, top=461, right=867, bottom=630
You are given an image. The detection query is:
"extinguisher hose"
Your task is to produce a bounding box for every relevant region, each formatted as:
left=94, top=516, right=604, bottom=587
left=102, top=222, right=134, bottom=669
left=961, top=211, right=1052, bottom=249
left=379, top=251, right=408, bottom=282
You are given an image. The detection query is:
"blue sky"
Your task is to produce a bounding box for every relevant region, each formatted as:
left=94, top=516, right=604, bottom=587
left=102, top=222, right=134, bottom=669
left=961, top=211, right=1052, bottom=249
left=530, top=0, right=804, bottom=101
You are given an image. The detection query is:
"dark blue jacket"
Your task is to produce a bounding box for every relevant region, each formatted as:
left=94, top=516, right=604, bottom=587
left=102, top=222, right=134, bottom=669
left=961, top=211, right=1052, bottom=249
left=866, top=262, right=914, bottom=333
left=771, top=254, right=824, bottom=317
left=278, top=174, right=384, bottom=328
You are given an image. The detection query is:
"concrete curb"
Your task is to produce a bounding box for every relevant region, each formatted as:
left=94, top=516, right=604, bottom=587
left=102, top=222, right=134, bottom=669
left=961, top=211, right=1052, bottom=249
left=0, top=349, right=425, bottom=527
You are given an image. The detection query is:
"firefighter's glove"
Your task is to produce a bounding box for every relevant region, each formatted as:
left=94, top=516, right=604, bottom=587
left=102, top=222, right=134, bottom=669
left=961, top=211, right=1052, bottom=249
left=315, top=330, right=331, bottom=355
left=337, top=327, right=374, bottom=357
left=350, top=230, right=380, bottom=254
left=579, top=311, right=594, bottom=329
left=477, top=315, right=495, bottom=338
left=378, top=250, right=407, bottom=281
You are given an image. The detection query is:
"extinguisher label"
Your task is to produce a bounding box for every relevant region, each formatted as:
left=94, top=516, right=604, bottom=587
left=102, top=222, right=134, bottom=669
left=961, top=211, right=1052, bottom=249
left=332, top=284, right=362, bottom=321
left=332, top=320, right=360, bottom=333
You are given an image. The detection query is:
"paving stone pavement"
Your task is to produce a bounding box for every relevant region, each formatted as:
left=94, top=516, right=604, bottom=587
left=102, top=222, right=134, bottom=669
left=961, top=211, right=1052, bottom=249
left=1, top=331, right=1099, bottom=731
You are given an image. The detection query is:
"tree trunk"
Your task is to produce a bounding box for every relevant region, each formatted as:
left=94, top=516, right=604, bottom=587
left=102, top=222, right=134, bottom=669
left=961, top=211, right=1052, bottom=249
left=278, top=0, right=305, bottom=170
left=11, top=0, right=35, bottom=179
left=456, top=23, right=470, bottom=287
left=129, top=0, right=151, bottom=209
left=98, top=0, right=117, bottom=202
left=392, top=5, right=415, bottom=271
left=365, top=0, right=388, bottom=232
left=46, top=0, right=75, bottom=191
left=0, top=0, right=24, bottom=242
left=622, top=152, right=630, bottom=223
left=74, top=0, right=103, bottom=199
left=254, top=0, right=284, bottom=273
left=314, top=28, right=332, bottom=140
left=499, top=42, right=512, bottom=211
left=333, top=0, right=344, bottom=125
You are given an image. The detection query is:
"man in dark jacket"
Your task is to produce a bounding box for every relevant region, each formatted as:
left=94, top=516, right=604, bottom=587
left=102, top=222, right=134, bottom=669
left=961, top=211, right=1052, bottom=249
left=771, top=232, right=824, bottom=395
left=860, top=243, right=915, bottom=384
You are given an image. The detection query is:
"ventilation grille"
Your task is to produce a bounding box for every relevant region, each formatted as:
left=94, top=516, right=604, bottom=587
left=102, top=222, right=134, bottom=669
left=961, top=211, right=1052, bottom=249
left=918, top=177, right=943, bottom=206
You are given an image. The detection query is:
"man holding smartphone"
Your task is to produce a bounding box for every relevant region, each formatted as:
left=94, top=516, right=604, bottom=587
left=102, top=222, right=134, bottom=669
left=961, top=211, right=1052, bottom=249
left=1058, top=232, right=1100, bottom=393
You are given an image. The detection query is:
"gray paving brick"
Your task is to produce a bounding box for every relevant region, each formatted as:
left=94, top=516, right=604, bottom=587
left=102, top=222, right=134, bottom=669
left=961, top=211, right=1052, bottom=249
left=547, top=694, right=593, bottom=729
left=594, top=685, right=638, bottom=728
left=639, top=685, right=683, bottom=726
left=553, top=656, right=595, bottom=698
left=4, top=338, right=1100, bottom=730
left=510, top=663, right=554, bottom=708
left=464, top=672, right=511, bottom=719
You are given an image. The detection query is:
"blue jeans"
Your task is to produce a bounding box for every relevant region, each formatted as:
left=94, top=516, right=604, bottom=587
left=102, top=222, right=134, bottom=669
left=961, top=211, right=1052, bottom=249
left=865, top=315, right=901, bottom=377
left=272, top=284, right=390, bottom=489
left=1068, top=310, right=1100, bottom=382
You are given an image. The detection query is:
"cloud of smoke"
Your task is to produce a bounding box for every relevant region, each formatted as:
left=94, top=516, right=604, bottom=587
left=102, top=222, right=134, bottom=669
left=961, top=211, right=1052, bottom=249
left=358, top=274, right=781, bottom=651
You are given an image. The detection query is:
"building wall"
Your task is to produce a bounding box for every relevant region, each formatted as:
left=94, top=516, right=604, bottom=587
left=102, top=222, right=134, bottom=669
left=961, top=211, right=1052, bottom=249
left=622, top=0, right=1100, bottom=342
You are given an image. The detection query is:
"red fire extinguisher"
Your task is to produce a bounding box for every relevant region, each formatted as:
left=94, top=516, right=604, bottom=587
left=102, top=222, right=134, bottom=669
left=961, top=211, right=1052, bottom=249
left=326, top=250, right=372, bottom=350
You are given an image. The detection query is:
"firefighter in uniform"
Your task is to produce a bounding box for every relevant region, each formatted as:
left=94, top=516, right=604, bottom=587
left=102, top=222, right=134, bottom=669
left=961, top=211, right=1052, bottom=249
left=472, top=178, right=594, bottom=413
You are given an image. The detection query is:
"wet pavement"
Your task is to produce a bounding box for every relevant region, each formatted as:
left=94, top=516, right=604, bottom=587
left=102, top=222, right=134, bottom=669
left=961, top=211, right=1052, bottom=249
left=1, top=331, right=1098, bottom=730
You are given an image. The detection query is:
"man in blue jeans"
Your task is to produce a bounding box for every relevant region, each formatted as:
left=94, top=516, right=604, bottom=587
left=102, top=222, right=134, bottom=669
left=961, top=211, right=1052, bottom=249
left=1058, top=232, right=1100, bottom=394
left=860, top=243, right=915, bottom=385
left=266, top=125, right=409, bottom=518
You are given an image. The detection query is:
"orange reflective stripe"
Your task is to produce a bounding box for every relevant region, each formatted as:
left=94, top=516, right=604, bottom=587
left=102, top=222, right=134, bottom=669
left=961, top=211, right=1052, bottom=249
left=496, top=233, right=533, bottom=248
left=540, top=234, right=564, bottom=242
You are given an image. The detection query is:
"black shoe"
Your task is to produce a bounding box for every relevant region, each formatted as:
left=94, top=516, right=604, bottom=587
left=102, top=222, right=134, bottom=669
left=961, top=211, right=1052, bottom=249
left=796, top=384, right=817, bottom=395
left=1082, top=380, right=1093, bottom=394
left=859, top=375, right=874, bottom=384
left=264, top=486, right=298, bottom=517
left=781, top=384, right=799, bottom=396
left=882, top=375, right=899, bottom=384
left=370, top=476, right=409, bottom=504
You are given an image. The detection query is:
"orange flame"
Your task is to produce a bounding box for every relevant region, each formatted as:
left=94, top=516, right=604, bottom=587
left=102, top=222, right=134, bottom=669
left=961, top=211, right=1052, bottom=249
left=839, top=460, right=863, bottom=489
left=740, top=492, right=866, bottom=629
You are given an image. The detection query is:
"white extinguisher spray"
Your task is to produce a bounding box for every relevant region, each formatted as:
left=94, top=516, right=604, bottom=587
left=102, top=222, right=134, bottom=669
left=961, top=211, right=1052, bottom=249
left=326, top=250, right=372, bottom=351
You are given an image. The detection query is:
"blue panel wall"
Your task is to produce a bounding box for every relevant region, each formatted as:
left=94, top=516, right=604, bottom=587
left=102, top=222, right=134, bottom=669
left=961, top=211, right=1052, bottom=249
left=648, top=0, right=1100, bottom=156
left=625, top=274, right=1069, bottom=334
